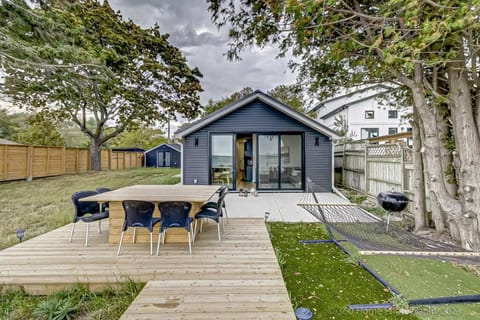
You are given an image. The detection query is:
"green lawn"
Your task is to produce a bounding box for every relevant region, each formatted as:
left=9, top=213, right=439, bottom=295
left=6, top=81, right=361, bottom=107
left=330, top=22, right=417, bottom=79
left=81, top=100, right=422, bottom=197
left=0, top=167, right=180, bottom=249
left=364, top=256, right=480, bottom=320
left=268, top=222, right=480, bottom=320
left=268, top=222, right=419, bottom=320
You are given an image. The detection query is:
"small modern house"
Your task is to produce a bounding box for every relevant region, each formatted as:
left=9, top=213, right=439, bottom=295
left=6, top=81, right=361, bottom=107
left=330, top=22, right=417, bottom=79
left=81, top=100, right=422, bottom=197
left=175, top=91, right=338, bottom=192
left=144, top=143, right=181, bottom=168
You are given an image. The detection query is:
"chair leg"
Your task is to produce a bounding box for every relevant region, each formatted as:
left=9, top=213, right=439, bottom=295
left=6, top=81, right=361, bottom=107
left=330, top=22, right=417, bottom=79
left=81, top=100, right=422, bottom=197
left=224, top=205, right=229, bottom=222
left=217, top=222, right=221, bottom=242
left=221, top=215, right=225, bottom=232
left=163, top=229, right=167, bottom=244
left=117, top=231, right=125, bottom=256
left=149, top=232, right=153, bottom=255
left=156, top=231, right=162, bottom=256
left=200, top=219, right=203, bottom=232
left=133, top=228, right=136, bottom=244
left=85, top=223, right=89, bottom=247
left=98, top=220, right=102, bottom=234
left=187, top=230, right=192, bottom=255
left=69, top=223, right=76, bottom=242
left=192, top=220, right=196, bottom=243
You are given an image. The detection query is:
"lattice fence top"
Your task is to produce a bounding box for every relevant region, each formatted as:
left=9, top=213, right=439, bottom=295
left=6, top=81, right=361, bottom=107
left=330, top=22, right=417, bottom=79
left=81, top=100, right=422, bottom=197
left=367, top=144, right=402, bottom=157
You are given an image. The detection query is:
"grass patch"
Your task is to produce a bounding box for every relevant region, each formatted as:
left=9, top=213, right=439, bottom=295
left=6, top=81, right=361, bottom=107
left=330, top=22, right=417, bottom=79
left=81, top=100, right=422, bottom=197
left=0, top=168, right=180, bottom=250
left=364, top=256, right=480, bottom=320
left=268, top=222, right=419, bottom=319
left=0, top=280, right=143, bottom=319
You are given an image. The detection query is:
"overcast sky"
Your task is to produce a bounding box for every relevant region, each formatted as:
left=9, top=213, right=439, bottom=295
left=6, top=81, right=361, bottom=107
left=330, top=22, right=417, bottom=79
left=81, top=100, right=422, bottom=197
left=109, top=0, right=297, bottom=104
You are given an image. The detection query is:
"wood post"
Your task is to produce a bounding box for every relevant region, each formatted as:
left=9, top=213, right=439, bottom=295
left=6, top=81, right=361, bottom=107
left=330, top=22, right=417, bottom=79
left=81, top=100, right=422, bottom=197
left=27, top=146, right=33, bottom=181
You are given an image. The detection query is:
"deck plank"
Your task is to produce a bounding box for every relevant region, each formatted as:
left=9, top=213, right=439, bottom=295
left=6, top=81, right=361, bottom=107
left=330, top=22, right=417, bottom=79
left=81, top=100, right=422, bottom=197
left=0, top=218, right=295, bottom=319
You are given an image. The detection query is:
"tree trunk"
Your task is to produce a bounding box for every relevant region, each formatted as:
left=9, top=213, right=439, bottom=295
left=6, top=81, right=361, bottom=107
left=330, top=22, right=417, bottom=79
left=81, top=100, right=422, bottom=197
left=447, top=58, right=480, bottom=250
left=411, top=111, right=427, bottom=231
left=89, top=138, right=102, bottom=171
left=409, top=72, right=462, bottom=228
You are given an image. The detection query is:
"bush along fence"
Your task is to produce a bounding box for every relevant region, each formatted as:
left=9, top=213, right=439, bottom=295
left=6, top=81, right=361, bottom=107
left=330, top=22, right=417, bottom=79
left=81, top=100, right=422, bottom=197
left=0, top=144, right=143, bottom=182
left=334, top=142, right=418, bottom=213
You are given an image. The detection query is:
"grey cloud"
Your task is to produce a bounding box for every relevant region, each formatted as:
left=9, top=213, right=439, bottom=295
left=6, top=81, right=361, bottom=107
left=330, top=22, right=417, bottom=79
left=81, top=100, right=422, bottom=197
left=108, top=0, right=297, bottom=104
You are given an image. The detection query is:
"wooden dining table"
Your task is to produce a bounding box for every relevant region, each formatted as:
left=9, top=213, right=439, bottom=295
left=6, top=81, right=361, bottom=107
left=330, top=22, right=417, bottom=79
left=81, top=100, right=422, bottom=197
left=80, top=184, right=220, bottom=244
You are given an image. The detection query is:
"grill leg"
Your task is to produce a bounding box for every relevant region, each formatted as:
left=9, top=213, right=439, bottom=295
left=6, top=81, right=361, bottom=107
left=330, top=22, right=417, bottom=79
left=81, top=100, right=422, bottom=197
left=386, top=212, right=391, bottom=232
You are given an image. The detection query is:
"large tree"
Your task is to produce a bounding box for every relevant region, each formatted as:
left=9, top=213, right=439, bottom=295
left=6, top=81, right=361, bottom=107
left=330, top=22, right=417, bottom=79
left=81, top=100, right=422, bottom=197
left=208, top=0, right=480, bottom=250
left=1, top=0, right=202, bottom=170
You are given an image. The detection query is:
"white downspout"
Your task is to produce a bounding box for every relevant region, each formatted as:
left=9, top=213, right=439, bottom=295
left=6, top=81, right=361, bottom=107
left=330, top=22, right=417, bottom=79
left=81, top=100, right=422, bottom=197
left=180, top=142, right=184, bottom=185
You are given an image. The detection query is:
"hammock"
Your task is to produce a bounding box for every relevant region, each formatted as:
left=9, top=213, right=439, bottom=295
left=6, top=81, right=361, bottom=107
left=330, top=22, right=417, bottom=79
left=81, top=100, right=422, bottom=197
left=298, top=180, right=480, bottom=262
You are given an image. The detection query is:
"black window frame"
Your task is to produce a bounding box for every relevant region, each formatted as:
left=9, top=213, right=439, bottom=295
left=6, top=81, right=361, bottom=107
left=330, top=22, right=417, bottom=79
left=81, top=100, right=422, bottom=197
left=388, top=127, right=398, bottom=135
left=361, top=128, right=379, bottom=138
left=365, top=110, right=375, bottom=119
left=388, top=110, right=398, bottom=119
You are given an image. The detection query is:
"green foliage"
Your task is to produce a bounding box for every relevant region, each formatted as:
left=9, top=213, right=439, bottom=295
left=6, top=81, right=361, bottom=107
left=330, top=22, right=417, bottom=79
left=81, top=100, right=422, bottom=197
left=0, top=281, right=143, bottom=319
left=1, top=0, right=203, bottom=169
left=33, top=296, right=77, bottom=320
left=15, top=112, right=65, bottom=146
left=108, top=127, right=167, bottom=150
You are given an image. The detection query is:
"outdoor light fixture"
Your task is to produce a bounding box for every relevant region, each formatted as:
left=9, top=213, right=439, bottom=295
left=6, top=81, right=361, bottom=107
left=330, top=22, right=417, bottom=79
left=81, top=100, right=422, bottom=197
left=314, top=136, right=320, bottom=146
left=16, top=228, right=25, bottom=243
left=194, top=137, right=199, bottom=147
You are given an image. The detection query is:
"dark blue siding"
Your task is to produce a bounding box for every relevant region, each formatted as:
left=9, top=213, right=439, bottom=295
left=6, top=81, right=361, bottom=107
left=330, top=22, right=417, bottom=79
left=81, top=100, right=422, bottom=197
left=183, top=100, right=332, bottom=191
left=145, top=145, right=181, bottom=168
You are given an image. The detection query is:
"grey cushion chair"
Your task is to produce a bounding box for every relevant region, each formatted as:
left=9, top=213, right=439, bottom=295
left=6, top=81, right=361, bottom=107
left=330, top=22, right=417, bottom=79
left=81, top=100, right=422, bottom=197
left=117, top=200, right=160, bottom=256
left=157, top=202, right=193, bottom=255
left=70, top=190, right=109, bottom=247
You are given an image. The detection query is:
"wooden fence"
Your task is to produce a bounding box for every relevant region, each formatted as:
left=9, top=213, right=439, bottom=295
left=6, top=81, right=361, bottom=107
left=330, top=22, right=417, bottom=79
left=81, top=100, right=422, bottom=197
left=0, top=144, right=143, bottom=182
left=335, top=142, right=416, bottom=212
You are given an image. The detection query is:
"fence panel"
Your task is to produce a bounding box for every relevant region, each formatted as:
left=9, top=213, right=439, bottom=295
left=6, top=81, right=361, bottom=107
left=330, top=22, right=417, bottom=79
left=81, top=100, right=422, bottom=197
left=336, top=142, right=419, bottom=213
left=0, top=144, right=144, bottom=182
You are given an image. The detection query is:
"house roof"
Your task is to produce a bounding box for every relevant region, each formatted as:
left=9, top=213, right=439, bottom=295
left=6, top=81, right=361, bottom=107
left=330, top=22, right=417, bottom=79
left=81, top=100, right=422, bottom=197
left=111, top=147, right=145, bottom=152
left=310, top=83, right=395, bottom=113
left=144, top=143, right=181, bottom=154
left=175, top=90, right=339, bottom=139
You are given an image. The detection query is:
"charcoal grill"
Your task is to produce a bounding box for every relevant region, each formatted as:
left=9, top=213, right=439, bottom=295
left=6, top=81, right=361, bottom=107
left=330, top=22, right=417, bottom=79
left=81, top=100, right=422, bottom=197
left=377, top=191, right=410, bottom=231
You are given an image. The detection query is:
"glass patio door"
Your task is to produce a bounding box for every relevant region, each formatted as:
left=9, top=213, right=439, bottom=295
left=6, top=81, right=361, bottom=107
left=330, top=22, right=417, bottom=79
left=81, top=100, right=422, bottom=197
left=257, top=134, right=303, bottom=190
left=210, top=134, right=234, bottom=188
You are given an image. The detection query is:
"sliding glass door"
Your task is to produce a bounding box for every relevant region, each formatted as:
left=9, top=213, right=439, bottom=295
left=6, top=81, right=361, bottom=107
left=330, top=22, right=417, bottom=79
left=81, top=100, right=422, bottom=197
left=258, top=135, right=279, bottom=189
left=210, top=134, right=234, bottom=188
left=257, top=134, right=303, bottom=190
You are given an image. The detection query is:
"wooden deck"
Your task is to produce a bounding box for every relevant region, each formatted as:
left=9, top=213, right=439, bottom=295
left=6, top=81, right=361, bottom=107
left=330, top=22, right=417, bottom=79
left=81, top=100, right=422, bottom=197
left=0, top=218, right=295, bottom=319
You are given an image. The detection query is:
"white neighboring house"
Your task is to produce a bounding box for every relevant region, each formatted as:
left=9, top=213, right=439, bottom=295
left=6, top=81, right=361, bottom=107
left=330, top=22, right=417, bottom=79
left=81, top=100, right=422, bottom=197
left=311, top=84, right=412, bottom=140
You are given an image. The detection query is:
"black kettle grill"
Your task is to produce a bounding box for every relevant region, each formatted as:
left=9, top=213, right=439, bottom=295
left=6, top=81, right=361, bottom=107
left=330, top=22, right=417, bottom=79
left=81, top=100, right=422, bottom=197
left=377, top=191, right=410, bottom=231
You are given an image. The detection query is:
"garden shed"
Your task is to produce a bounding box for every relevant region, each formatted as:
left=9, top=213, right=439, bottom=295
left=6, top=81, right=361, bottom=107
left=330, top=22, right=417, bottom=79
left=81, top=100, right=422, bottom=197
left=144, top=143, right=181, bottom=168
left=175, top=90, right=338, bottom=192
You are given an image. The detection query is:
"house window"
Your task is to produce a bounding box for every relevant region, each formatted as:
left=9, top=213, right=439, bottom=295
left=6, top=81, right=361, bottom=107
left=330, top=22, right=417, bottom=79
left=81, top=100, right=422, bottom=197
left=365, top=110, right=374, bottom=119
left=406, top=127, right=412, bottom=132
left=388, top=110, right=398, bottom=119
left=388, top=127, right=398, bottom=135
left=361, top=128, right=379, bottom=139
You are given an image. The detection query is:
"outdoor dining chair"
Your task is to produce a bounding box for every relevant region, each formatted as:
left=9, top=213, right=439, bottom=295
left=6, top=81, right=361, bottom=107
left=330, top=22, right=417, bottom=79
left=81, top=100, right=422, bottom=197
left=95, top=187, right=112, bottom=211
left=70, top=190, right=110, bottom=247
left=200, top=186, right=229, bottom=224
left=157, top=201, right=193, bottom=255
left=117, top=200, right=159, bottom=256
left=194, top=194, right=224, bottom=243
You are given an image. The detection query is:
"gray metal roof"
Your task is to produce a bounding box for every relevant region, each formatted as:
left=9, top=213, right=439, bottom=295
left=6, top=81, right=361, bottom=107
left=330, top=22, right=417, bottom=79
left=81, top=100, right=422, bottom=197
left=175, top=90, right=339, bottom=139
left=310, top=83, right=394, bottom=113
left=144, top=143, right=181, bottom=154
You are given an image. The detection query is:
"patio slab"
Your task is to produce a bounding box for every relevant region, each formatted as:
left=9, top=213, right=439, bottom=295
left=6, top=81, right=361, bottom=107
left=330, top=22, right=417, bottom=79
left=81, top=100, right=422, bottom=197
left=224, top=192, right=349, bottom=222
